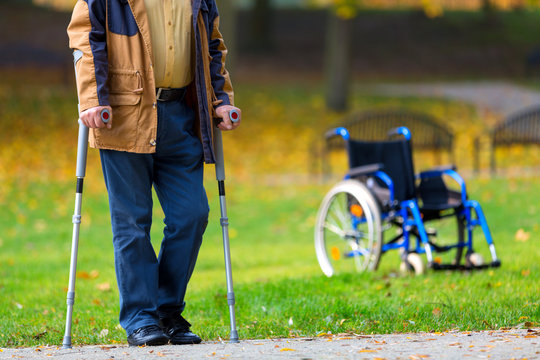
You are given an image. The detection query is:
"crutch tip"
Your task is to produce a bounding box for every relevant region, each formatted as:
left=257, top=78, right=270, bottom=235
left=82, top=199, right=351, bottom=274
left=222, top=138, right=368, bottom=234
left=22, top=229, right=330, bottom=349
left=229, top=331, right=240, bottom=343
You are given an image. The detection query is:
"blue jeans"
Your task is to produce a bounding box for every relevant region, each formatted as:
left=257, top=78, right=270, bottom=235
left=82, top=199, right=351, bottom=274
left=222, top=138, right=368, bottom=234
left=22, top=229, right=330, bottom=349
left=100, top=98, right=209, bottom=336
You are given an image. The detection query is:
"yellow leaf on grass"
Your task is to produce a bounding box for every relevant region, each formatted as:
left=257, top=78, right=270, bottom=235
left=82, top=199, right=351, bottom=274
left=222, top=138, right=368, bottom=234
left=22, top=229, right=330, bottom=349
left=432, top=308, right=441, bottom=316
left=77, top=271, right=91, bottom=279
left=96, top=282, right=111, bottom=291
left=515, top=229, right=530, bottom=242
left=521, top=269, right=530, bottom=277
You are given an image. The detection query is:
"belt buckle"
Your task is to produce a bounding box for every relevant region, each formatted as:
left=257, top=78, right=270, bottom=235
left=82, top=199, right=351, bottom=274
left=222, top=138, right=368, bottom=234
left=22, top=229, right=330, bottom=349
left=156, top=88, right=168, bottom=102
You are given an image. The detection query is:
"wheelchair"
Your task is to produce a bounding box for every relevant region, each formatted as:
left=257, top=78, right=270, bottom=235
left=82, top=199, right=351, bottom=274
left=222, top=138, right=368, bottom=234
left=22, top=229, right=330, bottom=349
left=315, top=126, right=501, bottom=276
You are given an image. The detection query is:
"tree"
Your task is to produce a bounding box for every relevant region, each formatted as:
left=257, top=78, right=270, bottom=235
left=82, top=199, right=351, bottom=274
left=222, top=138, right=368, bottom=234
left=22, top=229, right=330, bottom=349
left=324, top=1, right=358, bottom=112
left=248, top=0, right=275, bottom=53
left=216, top=0, right=238, bottom=72
left=325, top=12, right=353, bottom=112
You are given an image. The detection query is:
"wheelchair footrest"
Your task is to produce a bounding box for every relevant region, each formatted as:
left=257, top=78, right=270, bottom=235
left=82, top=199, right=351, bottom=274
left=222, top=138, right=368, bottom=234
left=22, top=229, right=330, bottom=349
left=429, top=261, right=501, bottom=271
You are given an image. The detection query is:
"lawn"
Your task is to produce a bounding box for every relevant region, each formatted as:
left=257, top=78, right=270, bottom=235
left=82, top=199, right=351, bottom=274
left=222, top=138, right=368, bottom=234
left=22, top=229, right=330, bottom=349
left=0, top=78, right=538, bottom=347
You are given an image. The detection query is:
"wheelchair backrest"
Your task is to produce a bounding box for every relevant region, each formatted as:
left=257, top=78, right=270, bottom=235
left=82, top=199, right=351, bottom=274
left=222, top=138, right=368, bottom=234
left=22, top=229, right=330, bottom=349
left=347, top=139, right=416, bottom=202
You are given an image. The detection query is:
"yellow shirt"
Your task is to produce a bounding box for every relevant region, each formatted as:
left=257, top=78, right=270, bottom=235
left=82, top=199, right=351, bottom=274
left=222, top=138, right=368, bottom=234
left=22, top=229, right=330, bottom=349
left=144, top=0, right=193, bottom=88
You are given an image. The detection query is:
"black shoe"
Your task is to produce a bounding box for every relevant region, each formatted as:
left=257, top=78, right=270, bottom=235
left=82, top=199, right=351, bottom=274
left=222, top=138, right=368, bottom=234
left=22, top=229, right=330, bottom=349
left=127, top=325, right=169, bottom=346
left=160, top=315, right=202, bottom=345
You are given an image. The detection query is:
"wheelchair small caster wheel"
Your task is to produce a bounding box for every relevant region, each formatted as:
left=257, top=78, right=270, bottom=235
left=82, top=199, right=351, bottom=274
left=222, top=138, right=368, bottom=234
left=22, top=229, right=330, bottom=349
left=466, top=252, right=484, bottom=267
left=400, top=253, right=426, bottom=275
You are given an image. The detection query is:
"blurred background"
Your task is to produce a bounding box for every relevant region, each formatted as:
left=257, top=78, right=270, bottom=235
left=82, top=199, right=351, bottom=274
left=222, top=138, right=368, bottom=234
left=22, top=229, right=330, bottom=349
left=1, top=0, right=540, bottom=346
left=3, top=0, right=540, bottom=181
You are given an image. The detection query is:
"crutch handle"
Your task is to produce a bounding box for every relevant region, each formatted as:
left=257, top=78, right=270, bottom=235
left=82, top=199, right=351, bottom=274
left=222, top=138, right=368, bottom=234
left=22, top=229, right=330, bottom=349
left=228, top=109, right=240, bottom=123
left=216, top=109, right=240, bottom=125
left=100, top=108, right=111, bottom=124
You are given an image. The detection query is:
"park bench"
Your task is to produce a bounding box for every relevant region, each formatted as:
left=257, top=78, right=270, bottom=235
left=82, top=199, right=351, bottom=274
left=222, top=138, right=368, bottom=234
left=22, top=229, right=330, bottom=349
left=320, top=109, right=454, bottom=176
left=480, top=106, right=540, bottom=174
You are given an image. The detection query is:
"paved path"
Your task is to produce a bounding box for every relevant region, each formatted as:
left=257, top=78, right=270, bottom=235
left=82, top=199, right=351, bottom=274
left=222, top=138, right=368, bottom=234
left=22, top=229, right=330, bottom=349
left=2, top=329, right=539, bottom=359
left=369, top=81, right=540, bottom=118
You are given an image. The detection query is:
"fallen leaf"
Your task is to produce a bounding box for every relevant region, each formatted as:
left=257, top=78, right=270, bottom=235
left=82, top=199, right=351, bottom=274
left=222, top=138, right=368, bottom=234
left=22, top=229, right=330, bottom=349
left=77, top=271, right=91, bottom=279
left=359, top=349, right=377, bottom=353
left=96, top=282, right=111, bottom=291
left=432, top=308, right=441, bottom=316
left=280, top=348, right=295, bottom=352
left=515, top=229, right=530, bottom=242
left=521, top=269, right=531, bottom=277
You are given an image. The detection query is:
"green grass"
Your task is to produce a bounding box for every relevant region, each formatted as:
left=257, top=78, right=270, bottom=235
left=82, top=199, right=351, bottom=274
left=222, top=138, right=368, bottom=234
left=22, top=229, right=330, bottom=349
left=0, top=177, right=538, bottom=347
left=0, top=79, right=539, bottom=347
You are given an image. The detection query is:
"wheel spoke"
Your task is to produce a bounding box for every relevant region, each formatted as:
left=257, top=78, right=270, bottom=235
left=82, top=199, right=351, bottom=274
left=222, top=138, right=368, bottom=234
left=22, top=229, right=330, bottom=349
left=323, top=222, right=346, bottom=238
left=315, top=181, right=383, bottom=276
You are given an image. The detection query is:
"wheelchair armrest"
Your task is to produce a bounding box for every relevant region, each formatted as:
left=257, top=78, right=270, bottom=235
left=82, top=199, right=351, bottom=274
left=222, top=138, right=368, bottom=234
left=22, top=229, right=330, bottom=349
left=346, top=163, right=384, bottom=178
left=418, top=167, right=467, bottom=204
left=346, top=164, right=395, bottom=205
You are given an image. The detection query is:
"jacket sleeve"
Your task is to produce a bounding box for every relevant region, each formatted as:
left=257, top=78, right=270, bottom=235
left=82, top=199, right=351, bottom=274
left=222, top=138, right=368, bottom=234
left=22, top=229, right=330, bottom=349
left=67, top=0, right=109, bottom=112
left=207, top=1, right=234, bottom=107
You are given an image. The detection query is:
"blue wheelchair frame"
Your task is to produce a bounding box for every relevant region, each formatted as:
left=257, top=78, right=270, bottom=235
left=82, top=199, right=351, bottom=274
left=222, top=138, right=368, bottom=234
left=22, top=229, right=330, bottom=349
left=332, top=126, right=500, bottom=269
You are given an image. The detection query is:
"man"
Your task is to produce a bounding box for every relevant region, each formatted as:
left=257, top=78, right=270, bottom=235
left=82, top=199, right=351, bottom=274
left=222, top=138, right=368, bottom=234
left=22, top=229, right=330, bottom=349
left=67, top=0, right=240, bottom=346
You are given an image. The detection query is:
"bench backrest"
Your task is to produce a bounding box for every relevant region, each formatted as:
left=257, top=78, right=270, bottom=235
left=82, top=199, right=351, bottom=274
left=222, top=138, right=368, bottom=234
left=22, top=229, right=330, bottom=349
left=492, top=106, right=540, bottom=146
left=326, top=109, right=454, bottom=154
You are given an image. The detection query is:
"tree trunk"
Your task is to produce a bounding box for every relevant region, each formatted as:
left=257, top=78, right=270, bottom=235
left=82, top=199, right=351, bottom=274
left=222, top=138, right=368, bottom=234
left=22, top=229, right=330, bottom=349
left=325, top=11, right=352, bottom=112
left=215, top=0, right=238, bottom=73
left=249, top=0, right=274, bottom=53
left=482, top=0, right=499, bottom=25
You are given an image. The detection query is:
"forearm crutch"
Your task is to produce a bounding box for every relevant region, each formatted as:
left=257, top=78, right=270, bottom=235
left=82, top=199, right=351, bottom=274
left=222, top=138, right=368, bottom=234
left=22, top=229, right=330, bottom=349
left=62, top=109, right=109, bottom=349
left=213, top=110, right=240, bottom=343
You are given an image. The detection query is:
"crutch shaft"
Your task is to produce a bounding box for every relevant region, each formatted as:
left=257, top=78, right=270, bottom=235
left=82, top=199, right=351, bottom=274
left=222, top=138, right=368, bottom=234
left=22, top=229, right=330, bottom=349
left=213, top=128, right=239, bottom=343
left=62, top=121, right=89, bottom=349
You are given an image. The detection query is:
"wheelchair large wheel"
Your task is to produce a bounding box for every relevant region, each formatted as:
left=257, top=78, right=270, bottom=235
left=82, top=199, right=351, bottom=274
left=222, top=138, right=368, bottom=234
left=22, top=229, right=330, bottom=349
left=315, top=180, right=382, bottom=277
